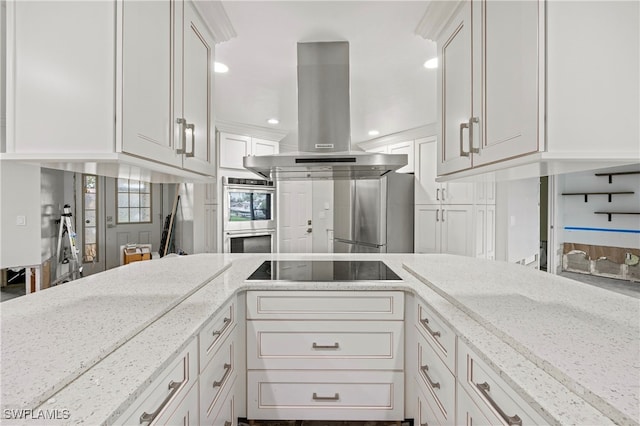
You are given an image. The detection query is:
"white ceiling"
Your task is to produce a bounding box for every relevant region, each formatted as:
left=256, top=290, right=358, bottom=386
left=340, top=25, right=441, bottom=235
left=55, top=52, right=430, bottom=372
left=214, top=1, right=438, bottom=147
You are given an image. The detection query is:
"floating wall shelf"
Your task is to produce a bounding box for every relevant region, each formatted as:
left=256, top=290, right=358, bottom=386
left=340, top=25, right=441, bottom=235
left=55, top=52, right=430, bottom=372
left=561, top=191, right=634, bottom=202
left=594, top=171, right=640, bottom=184
left=594, top=212, right=640, bottom=222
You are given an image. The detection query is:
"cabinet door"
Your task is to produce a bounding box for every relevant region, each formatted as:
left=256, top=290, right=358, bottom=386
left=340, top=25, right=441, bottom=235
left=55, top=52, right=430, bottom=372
left=442, top=181, right=474, bottom=204
left=219, top=133, right=251, bottom=169
left=438, top=1, right=473, bottom=175
left=440, top=205, right=473, bottom=256
left=388, top=140, right=415, bottom=173
left=121, top=0, right=181, bottom=167
left=415, top=137, right=440, bottom=205
left=415, top=205, right=441, bottom=254
left=252, top=138, right=279, bottom=156
left=472, top=0, right=540, bottom=166
left=179, top=1, right=216, bottom=175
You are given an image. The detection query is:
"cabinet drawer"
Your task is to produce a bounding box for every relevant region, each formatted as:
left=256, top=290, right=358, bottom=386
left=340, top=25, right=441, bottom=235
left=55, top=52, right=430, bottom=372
left=457, top=383, right=495, bottom=426
left=458, top=340, right=549, bottom=425
left=246, top=291, right=404, bottom=320
left=200, top=329, right=236, bottom=420
left=247, top=370, right=404, bottom=420
left=247, top=320, right=403, bottom=370
left=416, top=299, right=456, bottom=373
left=200, top=298, right=236, bottom=372
left=116, top=338, right=197, bottom=425
left=416, top=380, right=443, bottom=426
left=203, top=376, right=237, bottom=426
left=416, top=331, right=455, bottom=425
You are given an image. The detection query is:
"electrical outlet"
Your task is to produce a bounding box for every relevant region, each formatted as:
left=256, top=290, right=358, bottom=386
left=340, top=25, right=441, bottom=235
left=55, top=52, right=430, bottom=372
left=16, top=215, right=26, bottom=226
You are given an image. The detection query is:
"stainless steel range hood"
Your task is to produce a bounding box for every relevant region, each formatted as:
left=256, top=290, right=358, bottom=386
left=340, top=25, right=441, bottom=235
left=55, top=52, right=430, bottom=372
left=243, top=41, right=407, bottom=180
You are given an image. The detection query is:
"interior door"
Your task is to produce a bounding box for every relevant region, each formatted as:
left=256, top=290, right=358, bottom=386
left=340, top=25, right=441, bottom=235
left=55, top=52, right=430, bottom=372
left=104, top=178, right=162, bottom=269
left=278, top=181, right=312, bottom=253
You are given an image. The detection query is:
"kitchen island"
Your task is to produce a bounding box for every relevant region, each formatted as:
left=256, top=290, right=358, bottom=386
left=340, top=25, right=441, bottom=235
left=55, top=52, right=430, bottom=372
left=1, top=254, right=638, bottom=425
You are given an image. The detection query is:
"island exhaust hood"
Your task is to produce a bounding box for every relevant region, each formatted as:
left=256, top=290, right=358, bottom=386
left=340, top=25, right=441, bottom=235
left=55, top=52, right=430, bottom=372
left=243, top=41, right=407, bottom=180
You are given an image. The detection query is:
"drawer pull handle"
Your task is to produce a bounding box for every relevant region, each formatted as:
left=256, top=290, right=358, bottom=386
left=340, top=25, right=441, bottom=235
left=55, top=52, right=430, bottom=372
left=212, top=317, right=232, bottom=337
left=312, top=342, right=340, bottom=349
left=139, top=380, right=184, bottom=424
left=476, top=382, right=522, bottom=426
left=312, top=392, right=340, bottom=401
left=213, top=363, right=232, bottom=388
left=420, top=365, right=441, bottom=389
left=224, top=422, right=232, bottom=426
left=420, top=318, right=441, bottom=338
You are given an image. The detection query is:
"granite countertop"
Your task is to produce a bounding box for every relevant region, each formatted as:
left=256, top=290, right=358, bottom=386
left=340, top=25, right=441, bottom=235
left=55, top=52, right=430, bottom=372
left=1, top=253, right=636, bottom=425
left=0, top=254, right=231, bottom=410
left=403, top=254, right=640, bottom=426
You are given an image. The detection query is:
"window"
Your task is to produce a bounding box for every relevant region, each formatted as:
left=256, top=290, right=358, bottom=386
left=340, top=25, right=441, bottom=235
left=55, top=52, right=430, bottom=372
left=117, top=179, right=152, bottom=224
left=82, top=174, right=98, bottom=263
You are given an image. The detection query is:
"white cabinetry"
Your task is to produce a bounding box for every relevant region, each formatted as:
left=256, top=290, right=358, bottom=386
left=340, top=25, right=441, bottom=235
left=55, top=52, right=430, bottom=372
left=246, top=291, right=405, bottom=421
left=199, top=298, right=239, bottom=425
left=115, top=338, right=198, bottom=425
left=415, top=138, right=475, bottom=256
left=219, top=132, right=279, bottom=170
left=427, top=1, right=639, bottom=179
left=4, top=0, right=228, bottom=180
left=437, top=0, right=541, bottom=176
left=457, top=339, right=548, bottom=425
left=364, top=140, right=415, bottom=174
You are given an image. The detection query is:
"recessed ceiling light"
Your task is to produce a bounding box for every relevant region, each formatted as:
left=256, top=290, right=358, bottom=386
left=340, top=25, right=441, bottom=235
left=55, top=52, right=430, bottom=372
left=423, top=57, right=438, bottom=69
left=214, top=62, right=229, bottom=73
left=267, top=118, right=279, bottom=125
left=368, top=130, right=380, bottom=137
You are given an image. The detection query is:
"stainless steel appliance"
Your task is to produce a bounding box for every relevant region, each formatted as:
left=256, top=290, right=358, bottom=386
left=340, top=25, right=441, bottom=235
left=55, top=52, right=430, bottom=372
left=333, top=172, right=414, bottom=253
left=223, top=229, right=275, bottom=254
left=222, top=177, right=276, bottom=253
left=246, top=260, right=402, bottom=281
left=244, top=42, right=407, bottom=180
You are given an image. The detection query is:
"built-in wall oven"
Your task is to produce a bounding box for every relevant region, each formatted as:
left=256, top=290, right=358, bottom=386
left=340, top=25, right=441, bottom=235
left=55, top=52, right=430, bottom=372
left=222, top=177, right=276, bottom=253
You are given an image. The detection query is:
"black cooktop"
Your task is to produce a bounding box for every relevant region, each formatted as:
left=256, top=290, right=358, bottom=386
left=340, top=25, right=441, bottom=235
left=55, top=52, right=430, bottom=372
left=246, top=260, right=402, bottom=282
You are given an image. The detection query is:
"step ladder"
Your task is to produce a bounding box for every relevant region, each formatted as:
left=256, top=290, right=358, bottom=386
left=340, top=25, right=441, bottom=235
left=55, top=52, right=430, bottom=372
left=54, top=204, right=82, bottom=284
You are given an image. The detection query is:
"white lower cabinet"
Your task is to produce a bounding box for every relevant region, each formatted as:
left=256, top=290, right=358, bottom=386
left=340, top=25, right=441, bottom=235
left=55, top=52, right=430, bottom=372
left=248, top=370, right=404, bottom=420
left=416, top=332, right=455, bottom=425
left=115, top=338, right=198, bottom=425
left=158, top=379, right=200, bottom=425
left=246, top=290, right=405, bottom=421
left=458, top=339, right=548, bottom=425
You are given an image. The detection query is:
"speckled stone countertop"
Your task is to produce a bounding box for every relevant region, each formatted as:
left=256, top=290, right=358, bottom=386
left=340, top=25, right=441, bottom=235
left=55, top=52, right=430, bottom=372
left=403, top=254, right=640, bottom=425
left=1, top=253, right=634, bottom=425
left=0, top=254, right=231, bottom=410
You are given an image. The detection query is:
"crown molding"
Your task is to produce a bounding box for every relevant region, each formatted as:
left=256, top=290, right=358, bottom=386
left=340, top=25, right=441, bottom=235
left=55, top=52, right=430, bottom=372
left=356, top=123, right=438, bottom=150
left=192, top=1, right=237, bottom=44
left=215, top=120, right=289, bottom=142
left=415, top=0, right=464, bottom=41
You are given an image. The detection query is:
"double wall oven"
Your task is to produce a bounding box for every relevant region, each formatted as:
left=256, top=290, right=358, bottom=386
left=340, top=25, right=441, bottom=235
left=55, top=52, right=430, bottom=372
left=222, top=177, right=275, bottom=253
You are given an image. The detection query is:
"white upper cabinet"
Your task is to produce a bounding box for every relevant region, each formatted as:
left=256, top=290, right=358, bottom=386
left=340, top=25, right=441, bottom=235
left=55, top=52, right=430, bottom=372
left=437, top=0, right=539, bottom=176
left=425, top=0, right=639, bottom=179
left=121, top=1, right=179, bottom=168
left=177, top=1, right=216, bottom=175
left=5, top=0, right=232, bottom=180
left=219, top=132, right=279, bottom=170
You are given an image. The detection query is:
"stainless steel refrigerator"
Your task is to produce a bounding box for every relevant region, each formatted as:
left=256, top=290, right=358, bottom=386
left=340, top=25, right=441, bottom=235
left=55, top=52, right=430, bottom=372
left=333, top=172, right=414, bottom=253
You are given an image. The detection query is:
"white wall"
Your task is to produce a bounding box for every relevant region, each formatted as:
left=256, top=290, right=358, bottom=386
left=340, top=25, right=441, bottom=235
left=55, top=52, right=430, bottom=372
left=40, top=168, right=67, bottom=262
left=0, top=162, right=41, bottom=267
left=496, top=178, right=540, bottom=264
left=559, top=165, right=640, bottom=249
